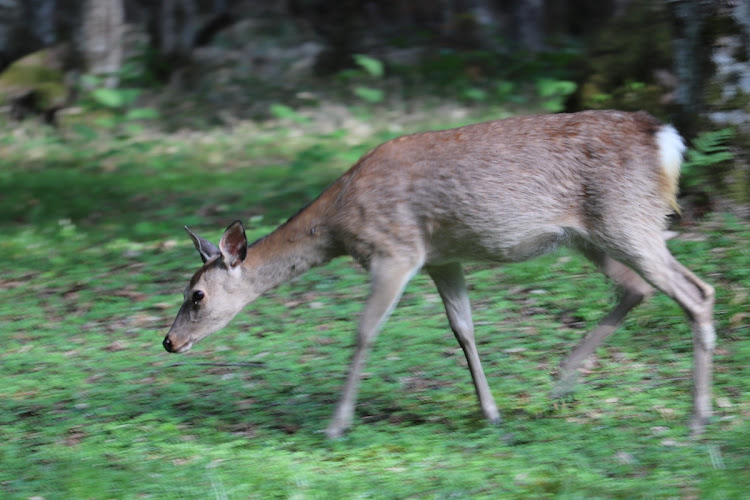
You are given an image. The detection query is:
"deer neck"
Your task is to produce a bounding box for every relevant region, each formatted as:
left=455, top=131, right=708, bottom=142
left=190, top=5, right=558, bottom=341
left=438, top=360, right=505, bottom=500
left=239, top=204, right=339, bottom=301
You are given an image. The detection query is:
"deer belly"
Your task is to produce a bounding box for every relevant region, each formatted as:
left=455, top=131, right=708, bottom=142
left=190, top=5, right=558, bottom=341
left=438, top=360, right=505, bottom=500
left=426, top=225, right=569, bottom=264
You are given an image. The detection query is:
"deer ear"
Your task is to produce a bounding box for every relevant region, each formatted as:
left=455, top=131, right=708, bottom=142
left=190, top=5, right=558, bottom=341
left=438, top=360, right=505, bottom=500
left=219, top=220, right=248, bottom=268
left=185, top=226, right=220, bottom=263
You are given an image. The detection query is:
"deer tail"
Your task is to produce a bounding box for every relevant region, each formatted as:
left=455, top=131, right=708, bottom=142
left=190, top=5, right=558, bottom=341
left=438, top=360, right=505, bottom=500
left=656, top=124, right=686, bottom=215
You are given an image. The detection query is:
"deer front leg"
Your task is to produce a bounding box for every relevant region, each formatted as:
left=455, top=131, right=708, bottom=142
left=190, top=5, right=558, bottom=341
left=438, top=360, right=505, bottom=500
left=426, top=263, right=500, bottom=424
left=326, top=257, right=421, bottom=438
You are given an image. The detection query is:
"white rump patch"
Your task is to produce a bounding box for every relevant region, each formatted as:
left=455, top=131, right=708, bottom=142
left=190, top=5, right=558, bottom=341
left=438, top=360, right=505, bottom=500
left=656, top=124, right=685, bottom=187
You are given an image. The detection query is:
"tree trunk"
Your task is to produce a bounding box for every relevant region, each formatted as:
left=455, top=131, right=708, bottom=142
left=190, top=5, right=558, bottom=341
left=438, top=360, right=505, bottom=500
left=81, top=0, right=125, bottom=87
left=669, top=0, right=710, bottom=134
left=160, top=0, right=198, bottom=60
left=516, top=0, right=544, bottom=51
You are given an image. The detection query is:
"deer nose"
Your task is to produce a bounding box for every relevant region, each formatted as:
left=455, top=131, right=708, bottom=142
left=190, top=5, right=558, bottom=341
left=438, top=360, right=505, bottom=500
left=163, top=336, right=174, bottom=352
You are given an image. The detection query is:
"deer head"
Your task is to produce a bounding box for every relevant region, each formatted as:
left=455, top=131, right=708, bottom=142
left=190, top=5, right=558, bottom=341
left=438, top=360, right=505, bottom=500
left=163, top=221, right=250, bottom=353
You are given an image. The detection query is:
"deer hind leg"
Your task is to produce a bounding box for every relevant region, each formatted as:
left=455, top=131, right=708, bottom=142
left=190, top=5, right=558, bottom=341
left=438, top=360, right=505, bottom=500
left=426, top=262, right=500, bottom=425
left=625, top=241, right=715, bottom=435
left=553, top=249, right=655, bottom=398
left=326, top=256, right=422, bottom=439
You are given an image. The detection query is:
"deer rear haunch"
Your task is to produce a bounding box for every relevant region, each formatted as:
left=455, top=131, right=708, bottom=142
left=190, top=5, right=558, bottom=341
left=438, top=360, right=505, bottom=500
left=163, top=110, right=715, bottom=438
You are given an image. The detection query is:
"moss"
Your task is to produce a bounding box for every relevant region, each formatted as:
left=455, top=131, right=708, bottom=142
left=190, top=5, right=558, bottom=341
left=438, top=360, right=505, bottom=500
left=0, top=47, right=68, bottom=109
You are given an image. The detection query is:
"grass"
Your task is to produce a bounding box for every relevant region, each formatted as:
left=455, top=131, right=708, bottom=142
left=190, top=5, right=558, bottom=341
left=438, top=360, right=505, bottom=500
left=0, top=111, right=748, bottom=499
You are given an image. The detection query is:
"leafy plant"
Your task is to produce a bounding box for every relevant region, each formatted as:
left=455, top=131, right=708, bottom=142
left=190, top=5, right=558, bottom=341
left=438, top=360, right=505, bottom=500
left=352, top=86, right=385, bottom=103
left=462, top=87, right=488, bottom=102
left=536, top=78, right=577, bottom=112
left=346, top=54, right=386, bottom=104
left=89, top=86, right=140, bottom=109
left=79, top=74, right=160, bottom=133
left=352, top=54, right=384, bottom=78
left=269, top=103, right=310, bottom=124
left=494, top=81, right=526, bottom=103
left=682, top=128, right=735, bottom=190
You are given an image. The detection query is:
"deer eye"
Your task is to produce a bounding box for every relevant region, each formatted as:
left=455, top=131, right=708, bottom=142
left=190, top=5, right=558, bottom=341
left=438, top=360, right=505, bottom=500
left=192, top=290, right=205, bottom=304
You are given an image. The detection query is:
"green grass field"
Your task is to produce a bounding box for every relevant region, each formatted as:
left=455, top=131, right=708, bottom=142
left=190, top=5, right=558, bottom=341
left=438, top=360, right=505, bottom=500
left=1, top=115, right=748, bottom=499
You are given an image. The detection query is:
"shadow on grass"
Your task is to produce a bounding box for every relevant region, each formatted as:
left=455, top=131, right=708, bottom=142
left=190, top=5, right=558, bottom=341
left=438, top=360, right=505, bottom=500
left=0, top=159, right=335, bottom=238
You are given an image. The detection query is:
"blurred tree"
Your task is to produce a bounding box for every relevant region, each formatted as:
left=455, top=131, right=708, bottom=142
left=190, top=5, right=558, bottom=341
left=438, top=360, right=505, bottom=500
left=82, top=0, right=125, bottom=88
left=668, top=0, right=710, bottom=135
left=287, top=0, right=632, bottom=74
left=501, top=0, right=545, bottom=51
left=128, top=0, right=237, bottom=81
left=288, top=0, right=502, bottom=74
left=288, top=0, right=361, bottom=75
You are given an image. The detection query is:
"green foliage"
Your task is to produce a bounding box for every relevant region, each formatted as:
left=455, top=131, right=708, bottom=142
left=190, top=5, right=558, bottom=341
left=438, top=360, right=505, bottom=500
left=353, top=54, right=384, bottom=78
left=90, top=87, right=140, bottom=109
left=124, top=107, right=160, bottom=121
left=684, top=128, right=735, bottom=170
left=376, top=46, right=580, bottom=112
left=78, top=74, right=160, bottom=134
left=269, top=102, right=310, bottom=124
left=462, top=87, right=488, bottom=102
left=536, top=78, right=577, bottom=112
left=352, top=86, right=384, bottom=103
left=494, top=81, right=517, bottom=101
left=682, top=128, right=735, bottom=190
left=337, top=54, right=387, bottom=104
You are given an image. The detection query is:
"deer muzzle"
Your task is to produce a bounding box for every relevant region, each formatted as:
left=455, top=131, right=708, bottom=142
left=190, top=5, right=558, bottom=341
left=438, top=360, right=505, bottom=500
left=162, top=335, right=193, bottom=353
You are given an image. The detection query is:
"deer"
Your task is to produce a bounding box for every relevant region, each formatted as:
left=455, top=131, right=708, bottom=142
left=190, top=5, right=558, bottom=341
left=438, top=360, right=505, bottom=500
left=163, top=110, right=715, bottom=438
